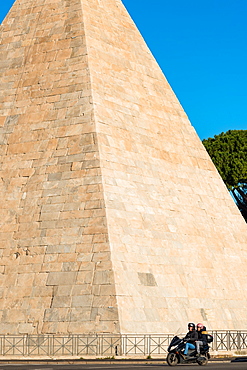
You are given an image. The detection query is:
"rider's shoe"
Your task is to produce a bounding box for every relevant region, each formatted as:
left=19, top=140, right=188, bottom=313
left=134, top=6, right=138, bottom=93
left=181, top=353, right=189, bottom=360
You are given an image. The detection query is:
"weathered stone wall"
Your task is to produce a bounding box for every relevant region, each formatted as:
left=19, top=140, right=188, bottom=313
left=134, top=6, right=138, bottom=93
left=0, top=0, right=246, bottom=335
left=83, top=0, right=247, bottom=332
left=0, top=0, right=119, bottom=334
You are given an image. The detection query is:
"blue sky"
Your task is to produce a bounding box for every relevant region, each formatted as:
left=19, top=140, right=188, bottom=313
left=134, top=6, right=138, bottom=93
left=1, top=0, right=247, bottom=140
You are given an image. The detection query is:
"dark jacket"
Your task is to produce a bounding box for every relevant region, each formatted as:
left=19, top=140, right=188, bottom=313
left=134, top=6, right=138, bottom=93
left=184, top=329, right=198, bottom=343
left=198, top=327, right=208, bottom=344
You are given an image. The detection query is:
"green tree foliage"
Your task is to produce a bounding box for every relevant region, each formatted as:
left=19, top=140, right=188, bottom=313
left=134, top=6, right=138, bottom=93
left=202, top=130, right=247, bottom=222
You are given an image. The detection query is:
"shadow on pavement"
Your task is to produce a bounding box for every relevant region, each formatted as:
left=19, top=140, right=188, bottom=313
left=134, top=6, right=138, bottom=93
left=231, top=357, right=247, bottom=362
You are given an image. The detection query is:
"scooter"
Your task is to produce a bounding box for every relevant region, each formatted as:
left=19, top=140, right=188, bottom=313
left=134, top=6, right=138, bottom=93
left=166, top=335, right=210, bottom=366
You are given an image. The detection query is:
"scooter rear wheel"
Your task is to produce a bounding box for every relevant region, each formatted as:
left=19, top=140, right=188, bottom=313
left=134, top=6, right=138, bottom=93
left=196, top=356, right=208, bottom=366
left=167, top=352, right=179, bottom=366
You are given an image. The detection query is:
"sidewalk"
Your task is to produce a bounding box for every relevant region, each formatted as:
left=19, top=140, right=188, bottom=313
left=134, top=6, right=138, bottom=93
left=0, top=355, right=235, bottom=365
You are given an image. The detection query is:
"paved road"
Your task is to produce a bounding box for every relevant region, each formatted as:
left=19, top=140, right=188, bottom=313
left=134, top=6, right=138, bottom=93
left=0, top=362, right=246, bottom=369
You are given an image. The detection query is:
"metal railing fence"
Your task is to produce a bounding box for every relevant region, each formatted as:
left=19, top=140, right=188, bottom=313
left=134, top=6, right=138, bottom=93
left=0, top=331, right=246, bottom=357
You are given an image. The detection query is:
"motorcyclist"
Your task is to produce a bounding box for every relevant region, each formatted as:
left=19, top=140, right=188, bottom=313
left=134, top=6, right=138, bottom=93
left=195, top=323, right=206, bottom=355
left=183, top=323, right=198, bottom=357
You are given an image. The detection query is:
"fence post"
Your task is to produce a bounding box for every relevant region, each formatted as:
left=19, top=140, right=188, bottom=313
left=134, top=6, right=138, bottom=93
left=227, top=331, right=230, bottom=351
left=49, top=335, right=53, bottom=357
left=237, top=331, right=240, bottom=351
left=25, top=334, right=28, bottom=356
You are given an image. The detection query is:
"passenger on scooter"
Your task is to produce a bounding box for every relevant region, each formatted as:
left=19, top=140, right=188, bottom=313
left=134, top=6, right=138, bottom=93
left=183, top=323, right=198, bottom=357
left=195, top=323, right=207, bottom=355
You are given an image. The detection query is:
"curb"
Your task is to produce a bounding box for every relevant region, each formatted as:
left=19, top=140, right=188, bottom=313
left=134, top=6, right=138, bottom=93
left=0, top=357, right=234, bottom=365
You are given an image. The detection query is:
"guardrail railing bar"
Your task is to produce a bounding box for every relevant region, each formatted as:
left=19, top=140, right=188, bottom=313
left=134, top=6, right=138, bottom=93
left=0, top=332, right=246, bottom=356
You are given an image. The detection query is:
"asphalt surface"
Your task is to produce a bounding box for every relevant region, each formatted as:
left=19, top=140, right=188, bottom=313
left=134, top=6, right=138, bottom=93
left=0, top=362, right=246, bottom=369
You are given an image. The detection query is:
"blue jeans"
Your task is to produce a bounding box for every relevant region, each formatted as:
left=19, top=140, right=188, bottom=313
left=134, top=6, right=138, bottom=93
left=184, top=342, right=195, bottom=355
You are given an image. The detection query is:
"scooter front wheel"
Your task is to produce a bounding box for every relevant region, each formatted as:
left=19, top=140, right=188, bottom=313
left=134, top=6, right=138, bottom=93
left=167, top=352, right=179, bottom=366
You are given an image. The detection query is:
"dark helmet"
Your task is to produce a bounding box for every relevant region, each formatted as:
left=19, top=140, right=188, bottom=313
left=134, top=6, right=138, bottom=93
left=188, top=322, right=195, bottom=330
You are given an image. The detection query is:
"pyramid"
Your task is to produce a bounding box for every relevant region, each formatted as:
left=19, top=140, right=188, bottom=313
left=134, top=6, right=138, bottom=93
left=0, top=0, right=246, bottom=335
